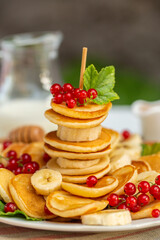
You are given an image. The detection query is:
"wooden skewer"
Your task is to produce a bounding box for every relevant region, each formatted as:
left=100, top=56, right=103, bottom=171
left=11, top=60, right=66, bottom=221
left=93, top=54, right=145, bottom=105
left=79, top=47, right=88, bottom=89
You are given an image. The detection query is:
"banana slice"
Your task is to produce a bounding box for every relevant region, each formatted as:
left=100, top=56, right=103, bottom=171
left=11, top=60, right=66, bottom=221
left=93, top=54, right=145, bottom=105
left=47, top=156, right=110, bottom=176
left=46, top=190, right=108, bottom=218
left=62, top=165, right=111, bottom=183
left=9, top=174, right=55, bottom=219
left=81, top=209, right=131, bottom=226
left=31, top=169, right=62, bottom=195
left=0, top=169, right=14, bottom=203
left=57, top=157, right=100, bottom=169
left=109, top=153, right=131, bottom=173
left=132, top=160, right=151, bottom=174
left=137, top=170, right=159, bottom=184
left=57, top=125, right=102, bottom=142
left=108, top=165, right=138, bottom=196
left=131, top=200, right=160, bottom=220
left=62, top=176, right=118, bottom=198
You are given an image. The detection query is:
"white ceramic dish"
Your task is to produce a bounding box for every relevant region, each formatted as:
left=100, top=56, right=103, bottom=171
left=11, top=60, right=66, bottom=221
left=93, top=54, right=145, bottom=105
left=0, top=217, right=160, bottom=232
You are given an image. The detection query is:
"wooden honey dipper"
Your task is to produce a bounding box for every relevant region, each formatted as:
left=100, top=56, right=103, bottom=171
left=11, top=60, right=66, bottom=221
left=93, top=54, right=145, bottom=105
left=9, top=125, right=45, bottom=143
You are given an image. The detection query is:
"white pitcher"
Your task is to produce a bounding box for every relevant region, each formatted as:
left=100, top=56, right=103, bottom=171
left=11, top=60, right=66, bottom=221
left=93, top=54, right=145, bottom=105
left=132, top=100, right=160, bottom=142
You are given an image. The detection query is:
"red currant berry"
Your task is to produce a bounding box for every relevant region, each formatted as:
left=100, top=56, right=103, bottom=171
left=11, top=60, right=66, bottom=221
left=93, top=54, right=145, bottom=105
left=63, top=83, right=74, bottom=93
left=50, top=83, right=62, bottom=95
left=15, top=167, right=23, bottom=175
left=20, top=153, right=32, bottom=164
left=44, top=204, right=52, bottom=215
left=43, top=153, right=51, bottom=163
left=124, top=182, right=136, bottom=196
left=138, top=181, right=150, bottom=193
left=155, top=175, right=160, bottom=185
left=137, top=193, right=150, bottom=207
left=118, top=203, right=129, bottom=210
left=130, top=205, right=141, bottom=212
left=122, top=130, right=131, bottom=140
left=66, top=99, right=76, bottom=108
left=154, top=192, right=160, bottom=200
left=3, top=140, right=12, bottom=150
left=22, top=163, right=36, bottom=174
left=107, top=193, right=119, bottom=207
left=7, top=150, right=17, bottom=159
left=63, top=92, right=73, bottom=101
left=77, top=97, right=86, bottom=105
left=73, top=88, right=80, bottom=98
left=53, top=94, right=63, bottom=104
left=7, top=158, right=18, bottom=170
left=0, top=163, right=4, bottom=168
left=31, top=162, right=39, bottom=171
left=119, top=194, right=127, bottom=202
left=126, top=196, right=137, bottom=208
left=79, top=90, right=88, bottom=99
left=87, top=89, right=98, bottom=99
left=86, top=176, right=98, bottom=187
left=149, top=185, right=160, bottom=196
left=4, top=202, right=17, bottom=213
left=152, top=209, right=160, bottom=218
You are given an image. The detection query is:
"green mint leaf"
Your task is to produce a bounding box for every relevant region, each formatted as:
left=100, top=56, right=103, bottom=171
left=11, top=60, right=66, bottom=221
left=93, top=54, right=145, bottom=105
left=83, top=64, right=98, bottom=90
left=141, top=143, right=160, bottom=156
left=0, top=201, right=42, bottom=221
left=83, top=64, right=119, bottom=104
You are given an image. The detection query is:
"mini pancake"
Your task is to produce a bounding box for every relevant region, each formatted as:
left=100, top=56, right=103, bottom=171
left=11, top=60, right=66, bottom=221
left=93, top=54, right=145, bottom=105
left=137, top=170, right=159, bottom=184
left=9, top=174, right=55, bottom=219
left=139, top=154, right=160, bottom=172
left=62, top=176, right=118, bottom=198
left=131, top=160, right=151, bottom=174
left=44, top=128, right=111, bottom=153
left=21, top=142, right=45, bottom=168
left=47, top=156, right=110, bottom=176
left=62, top=165, right=111, bottom=183
left=108, top=165, right=138, bottom=196
left=51, top=101, right=112, bottom=119
left=45, top=109, right=108, bottom=128
left=104, top=129, right=120, bottom=149
left=44, top=143, right=111, bottom=160
left=131, top=200, right=160, bottom=220
left=46, top=190, right=108, bottom=218
left=2, top=143, right=27, bottom=158
left=0, top=169, right=14, bottom=203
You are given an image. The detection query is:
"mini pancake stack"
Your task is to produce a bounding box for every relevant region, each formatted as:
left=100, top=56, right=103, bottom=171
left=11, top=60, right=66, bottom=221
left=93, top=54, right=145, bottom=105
left=44, top=100, right=120, bottom=187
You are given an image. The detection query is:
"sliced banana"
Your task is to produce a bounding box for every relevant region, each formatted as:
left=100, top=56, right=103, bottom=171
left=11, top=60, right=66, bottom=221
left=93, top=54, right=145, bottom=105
left=31, top=169, right=62, bottom=195
left=57, top=125, right=102, bottom=142
left=62, top=164, right=111, bottom=183
left=47, top=156, right=110, bottom=176
left=62, top=176, right=118, bottom=198
left=0, top=169, right=14, bottom=203
left=109, top=153, right=131, bottom=173
left=57, top=157, right=100, bottom=169
left=81, top=209, right=131, bottom=226
left=46, top=190, right=108, bottom=218
left=118, top=134, right=142, bottom=148
left=137, top=170, right=159, bottom=184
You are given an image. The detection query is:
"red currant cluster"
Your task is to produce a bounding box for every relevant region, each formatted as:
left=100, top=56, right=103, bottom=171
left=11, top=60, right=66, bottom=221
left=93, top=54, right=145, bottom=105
left=107, top=176, right=160, bottom=218
left=0, top=150, right=39, bottom=175
left=50, top=83, right=98, bottom=108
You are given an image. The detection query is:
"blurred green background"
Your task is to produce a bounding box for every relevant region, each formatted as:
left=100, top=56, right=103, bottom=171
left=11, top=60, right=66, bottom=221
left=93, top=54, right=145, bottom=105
left=63, top=58, right=160, bottom=105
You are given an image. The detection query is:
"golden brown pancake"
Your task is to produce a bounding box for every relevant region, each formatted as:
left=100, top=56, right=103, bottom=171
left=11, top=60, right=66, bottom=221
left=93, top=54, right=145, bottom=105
left=62, top=165, right=111, bottom=183
left=2, top=143, right=27, bottom=158
left=61, top=176, right=118, bottom=198
left=0, top=169, right=14, bottom=203
left=104, top=128, right=120, bottom=149
left=132, top=160, right=151, bottom=174
left=47, top=156, right=110, bottom=176
left=139, top=154, right=160, bottom=172
left=44, top=143, right=111, bottom=160
left=51, top=101, right=112, bottom=119
left=9, top=174, right=55, bottom=219
left=44, top=128, right=111, bottom=153
left=45, top=109, right=108, bottom=128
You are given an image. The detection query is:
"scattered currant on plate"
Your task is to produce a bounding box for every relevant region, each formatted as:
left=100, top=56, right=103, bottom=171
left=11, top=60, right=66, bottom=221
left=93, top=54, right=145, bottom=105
left=50, top=83, right=98, bottom=108
left=122, top=130, right=131, bottom=140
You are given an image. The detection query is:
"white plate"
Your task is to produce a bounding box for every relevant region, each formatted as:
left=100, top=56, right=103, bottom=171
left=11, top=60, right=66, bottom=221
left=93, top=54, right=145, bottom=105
left=0, top=217, right=160, bottom=232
